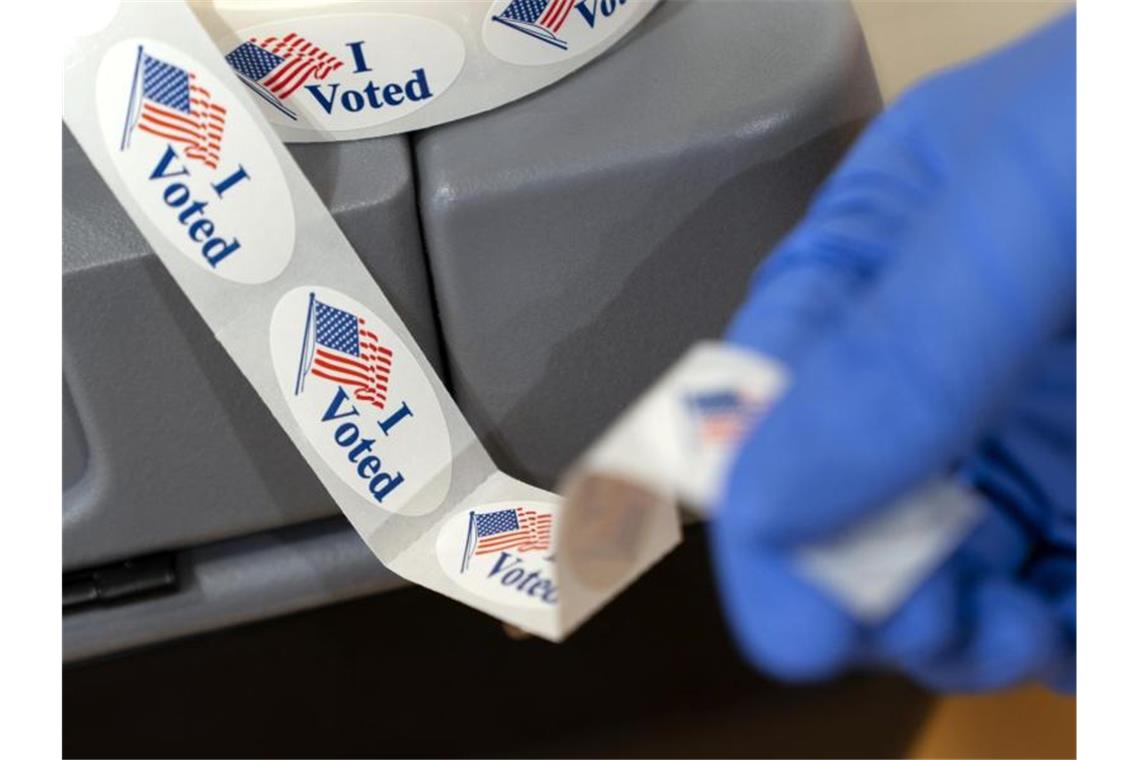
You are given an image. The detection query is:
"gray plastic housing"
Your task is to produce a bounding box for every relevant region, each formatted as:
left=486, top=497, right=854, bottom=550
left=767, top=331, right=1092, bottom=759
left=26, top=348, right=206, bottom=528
left=418, top=0, right=879, bottom=487
left=63, top=0, right=881, bottom=661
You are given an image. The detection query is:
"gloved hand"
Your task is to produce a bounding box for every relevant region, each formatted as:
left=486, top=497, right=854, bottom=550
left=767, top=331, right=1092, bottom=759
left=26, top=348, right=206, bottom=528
left=712, top=13, right=1075, bottom=692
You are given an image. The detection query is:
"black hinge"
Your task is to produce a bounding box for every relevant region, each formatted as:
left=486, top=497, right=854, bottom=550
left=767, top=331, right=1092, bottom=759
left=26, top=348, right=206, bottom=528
left=63, top=552, right=179, bottom=611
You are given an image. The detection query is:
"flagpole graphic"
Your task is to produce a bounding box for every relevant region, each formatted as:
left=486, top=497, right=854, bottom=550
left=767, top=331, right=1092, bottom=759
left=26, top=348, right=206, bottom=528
left=119, top=45, right=145, bottom=151
left=294, top=292, right=317, bottom=396
left=461, top=511, right=478, bottom=574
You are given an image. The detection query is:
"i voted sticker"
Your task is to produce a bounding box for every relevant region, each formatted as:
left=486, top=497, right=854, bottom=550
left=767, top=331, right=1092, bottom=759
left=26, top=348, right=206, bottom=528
left=222, top=14, right=465, bottom=132
left=436, top=501, right=560, bottom=609
left=96, top=39, right=294, bottom=284
left=483, top=0, right=646, bottom=66
left=270, top=287, right=452, bottom=516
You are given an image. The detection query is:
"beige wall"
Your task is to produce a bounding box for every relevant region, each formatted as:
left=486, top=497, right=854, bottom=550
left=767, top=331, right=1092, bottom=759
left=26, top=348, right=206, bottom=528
left=852, top=0, right=1073, bottom=101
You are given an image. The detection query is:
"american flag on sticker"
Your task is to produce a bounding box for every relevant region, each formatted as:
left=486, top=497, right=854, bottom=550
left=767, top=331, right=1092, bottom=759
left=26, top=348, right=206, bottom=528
left=119, top=47, right=227, bottom=169
left=460, top=508, right=553, bottom=573
left=225, top=33, right=344, bottom=120
left=685, top=390, right=768, bottom=446
left=491, top=0, right=575, bottom=50
left=294, top=294, right=393, bottom=411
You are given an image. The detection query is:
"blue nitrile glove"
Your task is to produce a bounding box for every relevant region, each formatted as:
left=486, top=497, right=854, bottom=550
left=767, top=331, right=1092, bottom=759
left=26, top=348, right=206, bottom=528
left=712, top=13, right=1075, bottom=692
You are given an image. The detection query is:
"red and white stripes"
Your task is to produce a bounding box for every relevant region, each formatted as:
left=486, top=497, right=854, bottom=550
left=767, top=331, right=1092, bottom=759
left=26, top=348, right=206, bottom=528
left=252, top=33, right=345, bottom=100
left=538, top=0, right=575, bottom=32
left=309, top=319, right=393, bottom=411
left=137, top=74, right=226, bottom=169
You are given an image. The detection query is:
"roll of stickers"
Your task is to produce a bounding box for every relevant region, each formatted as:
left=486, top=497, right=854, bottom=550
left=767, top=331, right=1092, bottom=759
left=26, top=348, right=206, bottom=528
left=64, top=0, right=679, bottom=641
left=190, top=0, right=661, bottom=142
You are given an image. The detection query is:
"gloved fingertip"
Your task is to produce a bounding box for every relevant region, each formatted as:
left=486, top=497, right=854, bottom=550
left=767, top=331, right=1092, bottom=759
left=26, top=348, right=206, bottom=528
left=906, top=580, right=1062, bottom=692
left=970, top=581, right=1062, bottom=687
left=711, top=522, right=861, bottom=682
left=874, top=564, right=961, bottom=665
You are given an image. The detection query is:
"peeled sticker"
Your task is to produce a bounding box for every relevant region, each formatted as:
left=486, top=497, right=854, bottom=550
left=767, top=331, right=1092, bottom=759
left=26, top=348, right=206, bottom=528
left=64, top=0, right=679, bottom=642
left=564, top=343, right=986, bottom=623
left=191, top=0, right=661, bottom=142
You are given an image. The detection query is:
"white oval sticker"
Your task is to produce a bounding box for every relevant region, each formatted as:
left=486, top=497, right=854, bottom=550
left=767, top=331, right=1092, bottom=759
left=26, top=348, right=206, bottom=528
left=483, top=0, right=645, bottom=66
left=436, top=500, right=561, bottom=609
left=270, top=287, right=452, bottom=516
left=222, top=14, right=465, bottom=132
left=96, top=39, right=294, bottom=284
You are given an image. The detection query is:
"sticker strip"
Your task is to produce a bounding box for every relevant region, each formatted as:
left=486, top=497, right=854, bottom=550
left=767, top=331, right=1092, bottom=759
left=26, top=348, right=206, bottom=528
left=64, top=0, right=679, bottom=641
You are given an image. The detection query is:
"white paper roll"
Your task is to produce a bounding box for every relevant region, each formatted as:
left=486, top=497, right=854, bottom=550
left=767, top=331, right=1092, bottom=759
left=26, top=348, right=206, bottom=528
left=191, top=0, right=661, bottom=142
